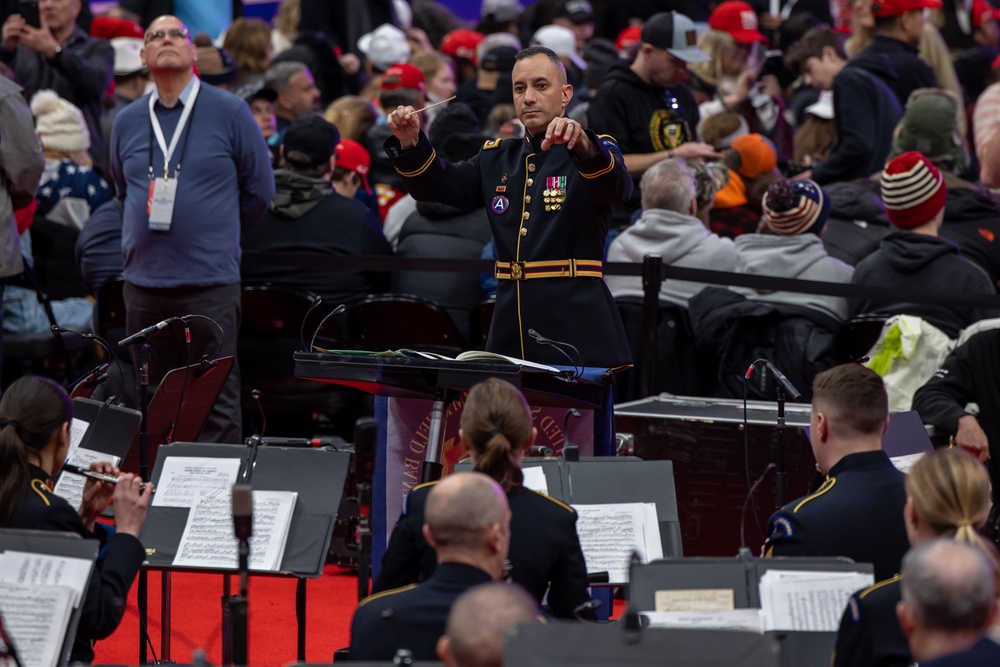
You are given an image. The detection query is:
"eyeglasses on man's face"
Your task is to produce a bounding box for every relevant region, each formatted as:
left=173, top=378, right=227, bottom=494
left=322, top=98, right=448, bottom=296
left=144, top=28, right=190, bottom=44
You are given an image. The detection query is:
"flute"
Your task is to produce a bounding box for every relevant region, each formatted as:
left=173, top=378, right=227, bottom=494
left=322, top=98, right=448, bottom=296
left=62, top=463, right=149, bottom=491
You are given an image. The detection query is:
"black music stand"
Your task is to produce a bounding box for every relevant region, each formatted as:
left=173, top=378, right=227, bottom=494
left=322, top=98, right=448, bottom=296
left=503, top=622, right=781, bottom=667
left=0, top=529, right=100, bottom=667
left=139, top=442, right=351, bottom=663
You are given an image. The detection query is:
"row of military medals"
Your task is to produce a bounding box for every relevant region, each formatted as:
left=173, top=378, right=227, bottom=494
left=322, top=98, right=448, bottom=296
left=544, top=176, right=566, bottom=212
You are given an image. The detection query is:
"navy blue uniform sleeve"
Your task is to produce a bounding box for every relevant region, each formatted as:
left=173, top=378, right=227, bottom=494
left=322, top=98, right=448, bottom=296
left=545, top=508, right=596, bottom=620
left=763, top=510, right=808, bottom=557
left=373, top=508, right=423, bottom=593
left=833, top=594, right=874, bottom=667
left=384, top=131, right=485, bottom=211
left=571, top=131, right=634, bottom=205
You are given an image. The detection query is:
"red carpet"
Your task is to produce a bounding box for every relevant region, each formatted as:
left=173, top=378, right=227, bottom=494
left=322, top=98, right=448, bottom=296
left=93, top=566, right=360, bottom=665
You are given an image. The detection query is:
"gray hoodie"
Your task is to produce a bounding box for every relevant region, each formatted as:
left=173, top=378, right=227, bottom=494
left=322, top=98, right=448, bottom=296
left=733, top=233, right=855, bottom=321
left=605, top=208, right=737, bottom=307
left=0, top=77, right=44, bottom=278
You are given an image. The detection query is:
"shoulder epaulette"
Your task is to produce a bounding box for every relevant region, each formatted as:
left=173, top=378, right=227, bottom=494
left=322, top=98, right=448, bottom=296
left=529, top=488, right=575, bottom=513
left=597, top=133, right=619, bottom=144
left=357, top=584, right=417, bottom=607
left=793, top=477, right=836, bottom=513
left=402, top=480, right=438, bottom=515
left=858, top=574, right=901, bottom=600
left=410, top=480, right=438, bottom=494
left=30, top=478, right=52, bottom=506
left=483, top=138, right=503, bottom=150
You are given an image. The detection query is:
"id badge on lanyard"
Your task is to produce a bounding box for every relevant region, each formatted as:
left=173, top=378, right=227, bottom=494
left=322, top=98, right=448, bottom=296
left=147, top=78, right=200, bottom=231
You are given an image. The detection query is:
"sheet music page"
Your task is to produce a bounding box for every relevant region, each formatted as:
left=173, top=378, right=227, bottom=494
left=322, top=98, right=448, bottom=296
left=52, top=448, right=121, bottom=512
left=65, top=417, right=90, bottom=460
left=173, top=490, right=297, bottom=571
left=890, top=452, right=925, bottom=474
left=0, top=582, right=75, bottom=667
left=0, top=551, right=94, bottom=608
left=643, top=609, right=765, bottom=633
left=151, top=456, right=241, bottom=508
left=572, top=503, right=661, bottom=584
left=521, top=467, right=549, bottom=494
left=655, top=588, right=736, bottom=612
left=643, top=503, right=663, bottom=561
left=759, top=570, right=874, bottom=631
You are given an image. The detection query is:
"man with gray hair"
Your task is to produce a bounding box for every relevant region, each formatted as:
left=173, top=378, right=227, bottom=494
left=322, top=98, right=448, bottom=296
left=264, top=60, right=320, bottom=146
left=897, top=538, right=1000, bottom=665
left=605, top=157, right=737, bottom=307
left=349, top=472, right=512, bottom=662
left=437, top=582, right=540, bottom=667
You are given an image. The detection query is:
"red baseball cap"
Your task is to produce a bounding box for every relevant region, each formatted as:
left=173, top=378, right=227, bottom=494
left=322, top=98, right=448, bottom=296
left=709, top=1, right=767, bottom=44
left=90, top=16, right=145, bottom=40
left=973, top=0, right=1000, bottom=27
left=440, top=29, right=485, bottom=64
left=380, top=63, right=426, bottom=91
left=335, top=139, right=372, bottom=195
left=871, top=0, right=942, bottom=18
left=616, top=25, right=642, bottom=56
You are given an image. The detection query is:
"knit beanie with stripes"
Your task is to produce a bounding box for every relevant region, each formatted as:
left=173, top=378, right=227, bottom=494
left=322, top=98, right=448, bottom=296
left=761, top=178, right=830, bottom=235
left=880, top=151, right=947, bottom=229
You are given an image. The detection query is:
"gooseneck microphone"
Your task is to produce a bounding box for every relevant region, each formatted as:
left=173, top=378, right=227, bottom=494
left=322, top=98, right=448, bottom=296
left=118, top=317, right=182, bottom=347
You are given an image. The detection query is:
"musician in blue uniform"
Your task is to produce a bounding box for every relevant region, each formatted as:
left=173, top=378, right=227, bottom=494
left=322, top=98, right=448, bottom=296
left=763, top=364, right=910, bottom=582
left=349, top=472, right=511, bottom=662
left=385, top=46, right=633, bottom=368
left=373, top=378, right=593, bottom=620
left=0, top=375, right=152, bottom=663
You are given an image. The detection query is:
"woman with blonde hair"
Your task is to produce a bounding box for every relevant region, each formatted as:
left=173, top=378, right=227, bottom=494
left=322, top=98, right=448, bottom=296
left=223, top=17, right=273, bottom=87
left=372, top=377, right=593, bottom=619
left=323, top=95, right=378, bottom=143
left=410, top=51, right=457, bottom=127
left=833, top=447, right=997, bottom=667
left=271, top=0, right=300, bottom=56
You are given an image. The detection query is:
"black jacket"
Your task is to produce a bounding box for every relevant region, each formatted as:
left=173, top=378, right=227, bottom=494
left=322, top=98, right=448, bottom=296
left=688, top=287, right=839, bottom=401
left=940, top=185, right=1000, bottom=288
left=764, top=451, right=910, bottom=582
left=821, top=181, right=891, bottom=267
left=241, top=170, right=391, bottom=307
left=7, top=465, right=145, bottom=663
left=392, top=201, right=492, bottom=342
left=386, top=130, right=633, bottom=367
left=373, top=481, right=593, bottom=619
left=858, top=35, right=937, bottom=108
left=350, top=562, right=492, bottom=661
left=913, top=328, right=1000, bottom=493
left=587, top=62, right=700, bottom=223
left=813, top=56, right=902, bottom=185
left=833, top=576, right=909, bottom=667
left=851, top=231, right=1000, bottom=338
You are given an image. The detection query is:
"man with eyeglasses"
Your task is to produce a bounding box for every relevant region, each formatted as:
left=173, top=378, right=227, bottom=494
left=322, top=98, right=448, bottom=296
left=1, top=0, right=112, bottom=174
left=588, top=11, right=721, bottom=227
left=108, top=15, right=274, bottom=445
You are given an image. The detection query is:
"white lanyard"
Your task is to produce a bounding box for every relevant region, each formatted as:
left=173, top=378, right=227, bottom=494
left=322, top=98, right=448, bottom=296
left=148, top=77, right=201, bottom=180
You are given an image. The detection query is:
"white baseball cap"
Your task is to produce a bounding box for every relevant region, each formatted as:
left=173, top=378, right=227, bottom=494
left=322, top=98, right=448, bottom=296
left=357, top=23, right=410, bottom=72
left=531, top=24, right=587, bottom=70
left=111, top=37, right=146, bottom=76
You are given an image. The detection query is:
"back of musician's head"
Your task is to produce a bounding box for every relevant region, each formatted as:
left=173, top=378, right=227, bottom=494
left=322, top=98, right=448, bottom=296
left=425, top=472, right=509, bottom=552
left=900, top=537, right=997, bottom=633
left=439, top=582, right=539, bottom=667
left=907, top=448, right=992, bottom=546
left=811, top=364, right=888, bottom=437
left=0, top=376, right=73, bottom=526
left=460, top=378, right=533, bottom=491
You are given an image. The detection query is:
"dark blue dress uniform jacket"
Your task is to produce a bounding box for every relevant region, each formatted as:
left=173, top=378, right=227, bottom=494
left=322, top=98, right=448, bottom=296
left=349, top=561, right=492, bottom=661
left=833, top=575, right=910, bottom=667
left=385, top=129, right=633, bottom=368
left=372, top=481, right=594, bottom=619
left=7, top=465, right=145, bottom=663
left=764, top=450, right=909, bottom=582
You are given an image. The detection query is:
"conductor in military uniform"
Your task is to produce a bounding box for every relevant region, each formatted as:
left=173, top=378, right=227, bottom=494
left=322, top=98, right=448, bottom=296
left=385, top=46, right=633, bottom=368
left=349, top=472, right=511, bottom=662
left=763, top=364, right=910, bottom=582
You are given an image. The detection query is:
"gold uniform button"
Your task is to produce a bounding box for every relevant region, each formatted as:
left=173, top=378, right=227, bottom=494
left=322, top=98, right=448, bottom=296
left=526, top=178, right=534, bottom=187
left=522, top=211, right=529, bottom=220
left=519, top=227, right=527, bottom=236
left=524, top=195, right=531, bottom=203
left=528, top=163, right=536, bottom=172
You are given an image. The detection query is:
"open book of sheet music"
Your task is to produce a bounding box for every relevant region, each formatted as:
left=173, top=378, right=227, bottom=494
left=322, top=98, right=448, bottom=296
left=313, top=347, right=562, bottom=373
left=572, top=503, right=662, bottom=584
left=172, top=489, right=297, bottom=572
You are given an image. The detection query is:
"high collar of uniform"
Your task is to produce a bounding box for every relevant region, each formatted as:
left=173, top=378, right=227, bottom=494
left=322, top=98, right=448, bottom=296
left=27, top=463, right=53, bottom=486
left=828, top=450, right=891, bottom=477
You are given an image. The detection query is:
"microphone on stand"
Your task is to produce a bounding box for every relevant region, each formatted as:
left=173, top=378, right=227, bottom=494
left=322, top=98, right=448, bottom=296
left=118, top=317, right=181, bottom=347
left=232, top=484, right=253, bottom=597
left=527, top=328, right=582, bottom=381
left=762, top=360, right=802, bottom=401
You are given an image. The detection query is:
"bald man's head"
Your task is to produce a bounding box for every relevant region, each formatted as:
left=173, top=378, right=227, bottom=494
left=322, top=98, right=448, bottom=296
left=439, top=582, right=539, bottom=667
left=425, top=472, right=510, bottom=551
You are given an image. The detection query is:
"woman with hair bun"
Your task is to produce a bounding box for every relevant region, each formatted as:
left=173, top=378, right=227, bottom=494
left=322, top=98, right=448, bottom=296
left=0, top=375, right=152, bottom=663
left=373, top=377, right=593, bottom=618
left=834, top=447, right=997, bottom=667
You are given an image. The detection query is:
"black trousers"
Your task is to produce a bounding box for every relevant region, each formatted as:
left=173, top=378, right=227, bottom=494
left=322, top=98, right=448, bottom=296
left=123, top=281, right=242, bottom=444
